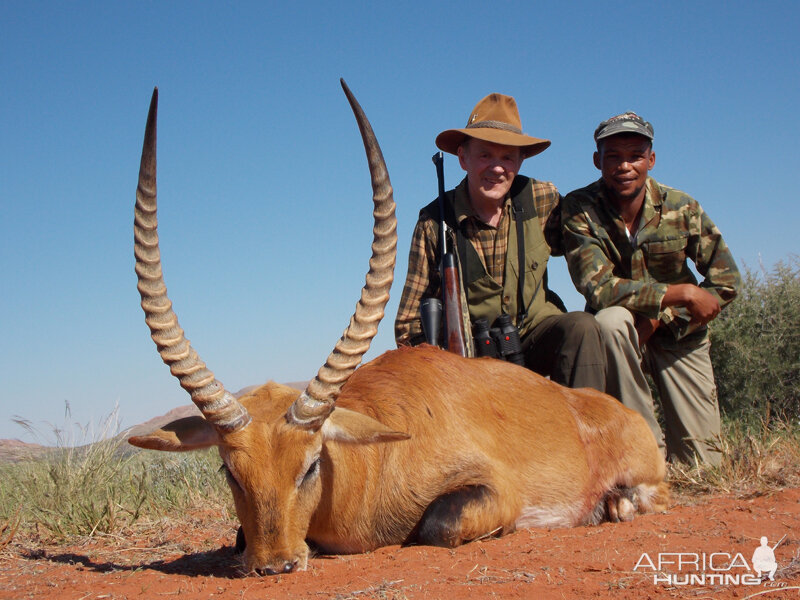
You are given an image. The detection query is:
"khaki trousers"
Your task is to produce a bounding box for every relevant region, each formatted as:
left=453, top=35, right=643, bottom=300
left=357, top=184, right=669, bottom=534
left=595, top=306, right=721, bottom=466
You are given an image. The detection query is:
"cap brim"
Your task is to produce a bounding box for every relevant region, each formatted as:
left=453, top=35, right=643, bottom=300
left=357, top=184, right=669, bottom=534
left=435, top=128, right=551, bottom=159
left=595, top=123, right=653, bottom=141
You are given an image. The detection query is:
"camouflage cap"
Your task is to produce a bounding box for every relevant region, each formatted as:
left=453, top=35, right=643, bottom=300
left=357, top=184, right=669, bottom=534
left=594, top=112, right=654, bottom=142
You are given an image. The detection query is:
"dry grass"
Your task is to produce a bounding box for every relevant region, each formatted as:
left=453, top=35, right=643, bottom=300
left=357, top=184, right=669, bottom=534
left=0, top=506, right=22, bottom=551
left=330, top=580, right=411, bottom=600
left=0, top=405, right=232, bottom=545
left=669, top=419, right=800, bottom=501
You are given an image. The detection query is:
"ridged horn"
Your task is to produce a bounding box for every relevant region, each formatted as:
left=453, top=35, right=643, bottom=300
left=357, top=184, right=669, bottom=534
left=286, top=79, right=396, bottom=430
left=134, top=88, right=251, bottom=435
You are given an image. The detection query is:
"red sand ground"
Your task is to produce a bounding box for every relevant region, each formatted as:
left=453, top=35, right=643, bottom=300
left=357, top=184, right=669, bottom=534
left=1, top=488, right=798, bottom=599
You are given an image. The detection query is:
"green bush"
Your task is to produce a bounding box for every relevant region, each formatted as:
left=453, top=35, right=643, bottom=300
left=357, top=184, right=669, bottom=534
left=710, top=255, right=800, bottom=424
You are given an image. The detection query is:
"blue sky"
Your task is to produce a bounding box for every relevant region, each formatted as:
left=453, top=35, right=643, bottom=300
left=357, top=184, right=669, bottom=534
left=2, top=1, right=798, bottom=441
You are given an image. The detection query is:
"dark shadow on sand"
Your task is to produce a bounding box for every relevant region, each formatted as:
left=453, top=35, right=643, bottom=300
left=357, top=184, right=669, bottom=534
left=23, top=545, right=245, bottom=578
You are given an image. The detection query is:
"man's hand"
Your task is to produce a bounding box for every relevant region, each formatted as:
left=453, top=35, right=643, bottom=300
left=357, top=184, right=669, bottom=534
left=662, top=283, right=721, bottom=326
left=635, top=315, right=660, bottom=346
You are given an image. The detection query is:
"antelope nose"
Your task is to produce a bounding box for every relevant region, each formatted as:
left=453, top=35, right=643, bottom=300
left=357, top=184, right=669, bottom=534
left=282, top=560, right=298, bottom=573
left=259, top=560, right=298, bottom=576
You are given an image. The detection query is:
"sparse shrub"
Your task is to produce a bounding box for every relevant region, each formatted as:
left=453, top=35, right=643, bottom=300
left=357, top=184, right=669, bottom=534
left=709, top=256, right=800, bottom=424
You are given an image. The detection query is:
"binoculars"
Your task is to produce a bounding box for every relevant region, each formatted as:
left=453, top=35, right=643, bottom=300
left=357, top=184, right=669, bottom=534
left=472, top=315, right=525, bottom=366
left=420, top=297, right=524, bottom=367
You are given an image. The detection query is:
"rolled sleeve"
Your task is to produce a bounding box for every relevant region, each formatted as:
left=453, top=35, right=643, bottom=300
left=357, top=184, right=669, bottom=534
left=664, top=200, right=741, bottom=338
left=691, top=202, right=741, bottom=309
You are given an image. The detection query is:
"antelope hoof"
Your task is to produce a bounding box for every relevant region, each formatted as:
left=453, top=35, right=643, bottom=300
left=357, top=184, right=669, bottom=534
left=607, top=493, right=636, bottom=523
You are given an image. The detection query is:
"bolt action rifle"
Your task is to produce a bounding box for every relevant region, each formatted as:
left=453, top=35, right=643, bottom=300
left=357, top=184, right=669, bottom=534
left=431, top=152, right=467, bottom=356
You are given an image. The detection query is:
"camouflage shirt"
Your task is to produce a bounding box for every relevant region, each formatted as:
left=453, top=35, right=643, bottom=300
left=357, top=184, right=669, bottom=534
left=562, top=176, right=741, bottom=340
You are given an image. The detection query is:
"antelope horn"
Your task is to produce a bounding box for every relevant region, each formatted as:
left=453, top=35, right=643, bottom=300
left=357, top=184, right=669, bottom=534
left=134, top=88, right=251, bottom=434
left=286, top=79, right=396, bottom=430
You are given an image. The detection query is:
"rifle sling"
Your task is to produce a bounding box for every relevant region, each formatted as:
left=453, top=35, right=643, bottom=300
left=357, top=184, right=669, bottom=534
left=512, top=194, right=527, bottom=324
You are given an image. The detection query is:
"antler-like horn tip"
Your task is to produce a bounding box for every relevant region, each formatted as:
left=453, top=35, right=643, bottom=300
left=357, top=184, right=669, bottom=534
left=340, top=79, right=357, bottom=107
left=134, top=85, right=251, bottom=438
left=149, top=87, right=158, bottom=116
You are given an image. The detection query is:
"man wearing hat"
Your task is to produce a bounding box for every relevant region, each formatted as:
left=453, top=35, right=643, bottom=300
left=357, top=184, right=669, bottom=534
left=394, top=94, right=606, bottom=391
left=561, top=112, right=741, bottom=465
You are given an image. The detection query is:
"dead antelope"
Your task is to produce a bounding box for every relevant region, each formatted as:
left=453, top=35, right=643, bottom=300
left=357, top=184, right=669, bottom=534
left=129, top=81, right=668, bottom=576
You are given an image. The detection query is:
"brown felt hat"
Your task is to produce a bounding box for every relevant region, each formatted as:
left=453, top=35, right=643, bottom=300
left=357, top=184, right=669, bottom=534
left=435, top=93, right=551, bottom=159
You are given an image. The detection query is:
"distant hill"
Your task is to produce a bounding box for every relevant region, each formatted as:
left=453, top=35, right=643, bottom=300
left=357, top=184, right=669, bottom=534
left=123, top=380, right=308, bottom=438
left=0, top=380, right=309, bottom=461
left=0, top=439, right=46, bottom=463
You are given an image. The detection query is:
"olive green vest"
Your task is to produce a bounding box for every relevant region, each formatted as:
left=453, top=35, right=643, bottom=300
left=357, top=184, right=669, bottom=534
left=421, top=176, right=564, bottom=340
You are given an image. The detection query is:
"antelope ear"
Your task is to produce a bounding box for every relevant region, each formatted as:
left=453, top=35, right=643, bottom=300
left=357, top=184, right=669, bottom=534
left=321, top=407, right=410, bottom=444
left=128, top=416, right=221, bottom=451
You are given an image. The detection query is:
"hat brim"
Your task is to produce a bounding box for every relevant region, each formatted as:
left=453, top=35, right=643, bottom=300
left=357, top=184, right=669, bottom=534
left=435, top=128, right=551, bottom=159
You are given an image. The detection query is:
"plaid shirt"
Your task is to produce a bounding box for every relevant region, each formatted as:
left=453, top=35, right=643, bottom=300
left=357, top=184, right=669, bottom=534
left=395, top=176, right=562, bottom=346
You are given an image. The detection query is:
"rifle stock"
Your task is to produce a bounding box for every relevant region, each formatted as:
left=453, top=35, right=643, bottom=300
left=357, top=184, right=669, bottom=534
left=432, top=152, right=468, bottom=357
left=442, top=253, right=467, bottom=355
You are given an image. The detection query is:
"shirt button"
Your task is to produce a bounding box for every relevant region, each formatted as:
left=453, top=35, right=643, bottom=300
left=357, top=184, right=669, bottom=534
left=531, top=260, right=539, bottom=270
left=502, top=295, right=511, bottom=305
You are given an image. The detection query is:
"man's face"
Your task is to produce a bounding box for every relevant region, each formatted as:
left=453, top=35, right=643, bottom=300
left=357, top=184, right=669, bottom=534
left=593, top=134, right=655, bottom=205
left=458, top=139, right=523, bottom=206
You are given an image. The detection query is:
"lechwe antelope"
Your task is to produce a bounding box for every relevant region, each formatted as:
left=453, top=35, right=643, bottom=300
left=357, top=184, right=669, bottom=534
left=129, top=81, right=668, bottom=576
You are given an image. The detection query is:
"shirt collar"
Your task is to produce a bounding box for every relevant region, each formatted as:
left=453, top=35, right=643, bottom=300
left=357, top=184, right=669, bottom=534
left=641, top=176, right=662, bottom=226
left=596, top=176, right=662, bottom=218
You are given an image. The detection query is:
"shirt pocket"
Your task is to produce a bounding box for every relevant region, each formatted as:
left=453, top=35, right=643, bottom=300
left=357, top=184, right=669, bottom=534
left=526, top=238, right=550, bottom=277
left=641, top=235, right=688, bottom=282
left=515, top=237, right=551, bottom=299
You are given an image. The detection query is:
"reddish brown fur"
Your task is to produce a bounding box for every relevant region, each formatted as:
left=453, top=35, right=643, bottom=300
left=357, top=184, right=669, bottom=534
left=130, top=344, right=668, bottom=574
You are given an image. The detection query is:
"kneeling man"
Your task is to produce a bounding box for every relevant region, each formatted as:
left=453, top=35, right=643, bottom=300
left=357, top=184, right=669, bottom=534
left=562, top=112, right=741, bottom=466
left=396, top=93, right=605, bottom=390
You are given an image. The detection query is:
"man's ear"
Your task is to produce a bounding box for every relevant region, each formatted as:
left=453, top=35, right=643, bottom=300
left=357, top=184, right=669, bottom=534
left=648, top=149, right=656, bottom=170
left=593, top=151, right=601, bottom=170
left=457, top=144, right=468, bottom=171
